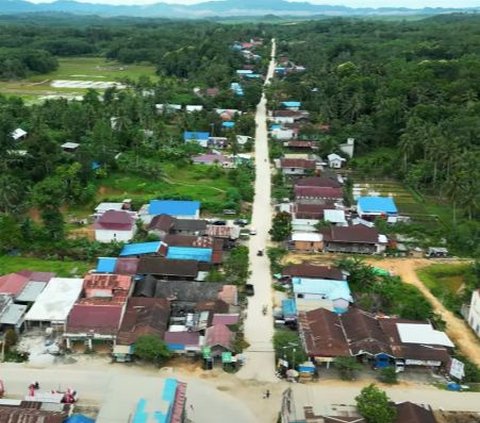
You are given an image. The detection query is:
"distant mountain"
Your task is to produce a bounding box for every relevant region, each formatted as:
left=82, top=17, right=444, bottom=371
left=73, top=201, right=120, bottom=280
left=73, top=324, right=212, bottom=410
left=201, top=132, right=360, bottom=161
left=2, top=0, right=479, bottom=18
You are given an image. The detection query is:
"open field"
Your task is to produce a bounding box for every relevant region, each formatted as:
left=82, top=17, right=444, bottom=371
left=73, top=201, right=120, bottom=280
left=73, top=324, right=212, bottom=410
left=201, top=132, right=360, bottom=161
left=0, top=256, right=92, bottom=277
left=0, top=57, right=157, bottom=100
left=97, top=164, right=230, bottom=204
left=417, top=263, right=470, bottom=296
left=353, top=178, right=453, bottom=226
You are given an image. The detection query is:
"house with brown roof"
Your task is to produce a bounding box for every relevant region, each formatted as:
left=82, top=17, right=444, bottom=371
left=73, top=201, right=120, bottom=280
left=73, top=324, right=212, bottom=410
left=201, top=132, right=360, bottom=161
left=205, top=324, right=234, bottom=357
left=320, top=224, right=388, bottom=254
left=147, top=214, right=176, bottom=238
left=280, top=159, right=317, bottom=176
left=299, top=307, right=452, bottom=370
left=113, top=297, right=170, bottom=362
left=0, top=272, right=30, bottom=299
left=295, top=186, right=343, bottom=204
left=137, top=257, right=199, bottom=280
left=63, top=274, right=133, bottom=350
left=296, top=176, right=342, bottom=189
left=394, top=402, right=437, bottom=423
left=0, top=404, right=70, bottom=423
left=294, top=203, right=332, bottom=220
left=282, top=264, right=345, bottom=281
left=172, top=219, right=208, bottom=236
left=94, top=209, right=137, bottom=243
left=283, top=140, right=316, bottom=151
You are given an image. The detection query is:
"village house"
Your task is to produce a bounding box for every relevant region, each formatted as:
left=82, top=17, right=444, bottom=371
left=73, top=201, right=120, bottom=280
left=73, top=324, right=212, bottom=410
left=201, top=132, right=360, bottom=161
left=299, top=307, right=453, bottom=371
left=136, top=257, right=200, bottom=281
left=271, top=125, right=297, bottom=140
left=281, top=101, right=302, bottom=111
left=292, top=277, right=353, bottom=314
left=63, top=273, right=133, bottom=351
left=279, top=158, right=317, bottom=176
left=192, top=153, right=234, bottom=168
left=11, top=270, right=55, bottom=305
left=140, top=200, right=201, bottom=224
left=292, top=218, right=320, bottom=233
left=467, top=289, right=480, bottom=337
left=327, top=153, right=346, bottom=169
left=185, top=105, right=203, bottom=113
left=113, top=297, right=170, bottom=362
left=11, top=128, right=27, bottom=141
left=270, top=110, right=310, bottom=125
left=291, top=232, right=324, bottom=252
left=320, top=224, right=388, bottom=254
left=0, top=294, right=27, bottom=333
left=163, top=234, right=224, bottom=264
left=183, top=131, right=210, bottom=147
left=294, top=203, right=334, bottom=220
left=282, top=264, right=345, bottom=281
left=120, top=241, right=163, bottom=257
left=204, top=324, right=234, bottom=358
left=340, top=137, right=355, bottom=158
left=357, top=196, right=399, bottom=223
left=61, top=142, right=80, bottom=153
left=147, top=214, right=176, bottom=238
left=95, top=257, right=139, bottom=275
left=283, top=140, right=316, bottom=151
left=94, top=209, right=137, bottom=243
left=93, top=199, right=132, bottom=218
left=294, top=186, right=344, bottom=204
left=24, top=278, right=84, bottom=329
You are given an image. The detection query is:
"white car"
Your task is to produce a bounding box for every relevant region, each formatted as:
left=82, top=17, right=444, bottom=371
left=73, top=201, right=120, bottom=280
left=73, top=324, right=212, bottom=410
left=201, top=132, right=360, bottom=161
left=249, top=228, right=257, bottom=235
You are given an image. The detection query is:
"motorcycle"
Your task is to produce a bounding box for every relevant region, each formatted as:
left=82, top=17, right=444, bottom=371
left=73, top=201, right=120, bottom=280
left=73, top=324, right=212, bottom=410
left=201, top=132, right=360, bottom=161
left=262, top=305, right=267, bottom=315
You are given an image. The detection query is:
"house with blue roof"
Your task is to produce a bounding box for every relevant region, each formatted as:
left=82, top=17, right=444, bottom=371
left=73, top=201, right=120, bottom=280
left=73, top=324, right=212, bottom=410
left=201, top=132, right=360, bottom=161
left=245, top=73, right=262, bottom=79
left=282, top=299, right=297, bottom=322
left=132, top=378, right=187, bottom=423
left=292, top=277, right=352, bottom=314
left=236, top=69, right=253, bottom=75
left=151, top=200, right=200, bottom=219
left=120, top=241, right=162, bottom=257
left=183, top=131, right=210, bottom=148
left=357, top=196, right=398, bottom=223
left=230, top=82, right=244, bottom=96
left=281, top=101, right=302, bottom=111
left=96, top=257, right=118, bottom=273
left=166, top=246, right=212, bottom=263
left=222, top=121, right=235, bottom=129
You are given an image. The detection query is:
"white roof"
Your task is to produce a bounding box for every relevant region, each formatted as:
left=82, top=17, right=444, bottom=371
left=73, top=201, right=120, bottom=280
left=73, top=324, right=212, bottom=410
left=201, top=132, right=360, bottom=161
left=324, top=209, right=346, bottom=224
left=186, top=105, right=203, bottom=111
left=11, top=128, right=27, bottom=140
left=378, top=234, right=388, bottom=244
left=0, top=303, right=26, bottom=325
left=95, top=202, right=124, bottom=213
left=327, top=153, right=346, bottom=161
left=61, top=142, right=80, bottom=149
left=292, top=232, right=323, bottom=242
left=25, top=278, right=83, bottom=323
left=396, top=323, right=454, bottom=348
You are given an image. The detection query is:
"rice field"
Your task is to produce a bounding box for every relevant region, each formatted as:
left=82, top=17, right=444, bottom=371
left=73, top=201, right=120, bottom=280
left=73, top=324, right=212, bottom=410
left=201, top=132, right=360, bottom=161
left=0, top=57, right=157, bottom=100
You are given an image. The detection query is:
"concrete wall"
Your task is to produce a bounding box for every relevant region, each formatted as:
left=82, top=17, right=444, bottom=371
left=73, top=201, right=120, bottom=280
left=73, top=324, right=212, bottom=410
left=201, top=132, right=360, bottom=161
left=468, top=290, right=480, bottom=336
left=95, top=228, right=136, bottom=243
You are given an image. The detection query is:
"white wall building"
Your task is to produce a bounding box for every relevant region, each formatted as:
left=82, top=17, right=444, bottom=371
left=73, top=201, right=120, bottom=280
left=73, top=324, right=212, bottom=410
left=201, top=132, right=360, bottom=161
left=468, top=290, right=480, bottom=336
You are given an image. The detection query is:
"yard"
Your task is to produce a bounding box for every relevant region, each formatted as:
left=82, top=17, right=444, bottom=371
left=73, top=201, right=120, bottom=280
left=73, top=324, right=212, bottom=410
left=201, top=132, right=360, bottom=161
left=0, top=57, right=157, bottom=100
left=0, top=256, right=92, bottom=277
left=417, top=263, right=471, bottom=314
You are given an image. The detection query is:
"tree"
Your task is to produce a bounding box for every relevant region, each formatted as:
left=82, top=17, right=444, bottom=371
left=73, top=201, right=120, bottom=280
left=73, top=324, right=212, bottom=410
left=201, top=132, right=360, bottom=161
left=355, top=384, right=396, bottom=423
left=270, top=211, right=292, bottom=242
left=378, top=367, right=398, bottom=384
left=273, top=330, right=307, bottom=368
left=334, top=356, right=362, bottom=380
left=134, top=335, right=171, bottom=365
left=223, top=245, right=250, bottom=285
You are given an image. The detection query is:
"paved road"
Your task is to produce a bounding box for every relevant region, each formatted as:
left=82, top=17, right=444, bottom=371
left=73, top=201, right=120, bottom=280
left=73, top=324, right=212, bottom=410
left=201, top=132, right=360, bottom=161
left=0, top=362, right=258, bottom=423
left=237, top=39, right=278, bottom=383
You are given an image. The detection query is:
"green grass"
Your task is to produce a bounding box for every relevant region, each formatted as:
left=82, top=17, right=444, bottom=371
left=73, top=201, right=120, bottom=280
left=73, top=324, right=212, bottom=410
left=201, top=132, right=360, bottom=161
left=99, top=166, right=229, bottom=201
left=417, top=263, right=469, bottom=295
left=0, top=56, right=157, bottom=99
left=0, top=255, right=91, bottom=277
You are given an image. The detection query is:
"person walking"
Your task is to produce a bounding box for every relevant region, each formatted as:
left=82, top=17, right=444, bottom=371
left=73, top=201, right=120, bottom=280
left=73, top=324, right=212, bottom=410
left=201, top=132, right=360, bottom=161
left=265, top=390, right=270, bottom=399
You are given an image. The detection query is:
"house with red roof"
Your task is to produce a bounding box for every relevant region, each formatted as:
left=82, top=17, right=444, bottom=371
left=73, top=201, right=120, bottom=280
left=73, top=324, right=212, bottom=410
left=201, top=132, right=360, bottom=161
left=63, top=274, right=133, bottom=350
left=0, top=273, right=30, bottom=299
left=205, top=324, right=234, bottom=358
left=280, top=159, right=317, bottom=176
left=94, top=209, right=137, bottom=243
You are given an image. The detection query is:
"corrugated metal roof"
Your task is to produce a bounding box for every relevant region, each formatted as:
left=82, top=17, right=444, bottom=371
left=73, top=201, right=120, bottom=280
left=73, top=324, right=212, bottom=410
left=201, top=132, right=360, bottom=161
left=282, top=299, right=297, bottom=318
left=120, top=241, right=162, bottom=257
left=96, top=257, right=117, bottom=273
left=0, top=303, right=26, bottom=325
left=166, top=246, right=212, bottom=262
left=15, top=281, right=47, bottom=303
left=183, top=131, right=209, bottom=141
left=282, top=101, right=301, bottom=107
left=148, top=200, right=200, bottom=217
left=358, top=196, right=398, bottom=214
left=292, top=277, right=352, bottom=302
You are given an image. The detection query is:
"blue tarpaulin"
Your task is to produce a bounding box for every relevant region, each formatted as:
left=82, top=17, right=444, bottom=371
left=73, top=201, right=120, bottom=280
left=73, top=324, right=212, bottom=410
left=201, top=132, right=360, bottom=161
left=357, top=196, right=398, bottom=214
left=148, top=200, right=200, bottom=217
left=167, top=246, right=212, bottom=262
left=66, top=415, right=95, bottom=423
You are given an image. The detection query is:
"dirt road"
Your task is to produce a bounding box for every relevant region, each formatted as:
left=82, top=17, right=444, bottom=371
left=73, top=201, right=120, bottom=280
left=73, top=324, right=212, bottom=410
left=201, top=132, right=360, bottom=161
left=369, top=257, right=480, bottom=367
left=236, top=39, right=278, bottom=383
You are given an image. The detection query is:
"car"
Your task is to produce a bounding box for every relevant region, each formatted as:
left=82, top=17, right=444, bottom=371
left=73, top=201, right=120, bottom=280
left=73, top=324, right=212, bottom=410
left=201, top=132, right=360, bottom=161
left=234, top=218, right=248, bottom=227
left=245, top=284, right=255, bottom=296
left=212, top=220, right=227, bottom=226
left=249, top=228, right=257, bottom=235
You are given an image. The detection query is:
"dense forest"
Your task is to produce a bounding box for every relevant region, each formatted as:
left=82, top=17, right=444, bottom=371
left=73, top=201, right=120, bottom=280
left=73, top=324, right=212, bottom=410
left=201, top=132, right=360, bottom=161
left=271, top=15, right=480, bottom=254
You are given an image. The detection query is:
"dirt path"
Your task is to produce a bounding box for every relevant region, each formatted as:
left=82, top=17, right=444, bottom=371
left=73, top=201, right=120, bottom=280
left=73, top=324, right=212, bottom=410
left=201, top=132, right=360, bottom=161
left=368, top=257, right=480, bottom=367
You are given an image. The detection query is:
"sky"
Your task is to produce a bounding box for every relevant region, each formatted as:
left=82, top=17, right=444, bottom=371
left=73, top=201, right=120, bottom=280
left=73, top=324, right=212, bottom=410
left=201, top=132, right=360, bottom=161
left=26, top=0, right=480, bottom=8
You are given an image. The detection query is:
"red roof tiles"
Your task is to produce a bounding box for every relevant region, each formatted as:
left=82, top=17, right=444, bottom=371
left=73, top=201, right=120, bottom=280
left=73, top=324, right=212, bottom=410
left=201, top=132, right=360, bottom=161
left=0, top=273, right=30, bottom=297
left=94, top=210, right=135, bottom=231
left=281, top=159, right=316, bottom=169
left=66, top=303, right=123, bottom=334
left=205, top=324, right=234, bottom=350
left=282, top=264, right=344, bottom=280
left=294, top=186, right=343, bottom=199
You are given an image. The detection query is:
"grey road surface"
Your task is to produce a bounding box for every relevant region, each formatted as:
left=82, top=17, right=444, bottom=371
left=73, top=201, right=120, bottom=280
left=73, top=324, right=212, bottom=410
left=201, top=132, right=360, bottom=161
left=236, top=39, right=278, bottom=383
